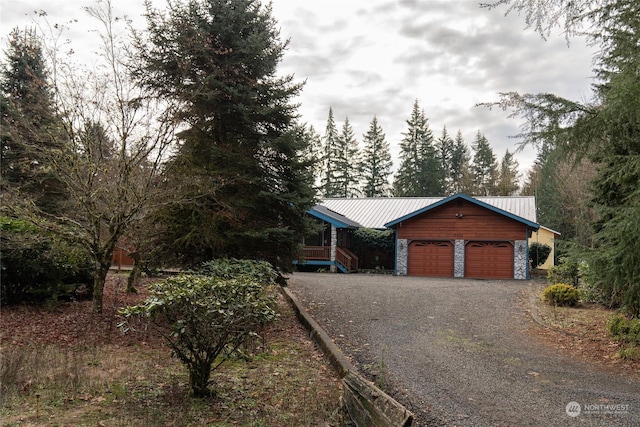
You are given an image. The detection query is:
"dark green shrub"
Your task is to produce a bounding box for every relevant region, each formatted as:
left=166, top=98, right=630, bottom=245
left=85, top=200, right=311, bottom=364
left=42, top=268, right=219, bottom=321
left=542, top=283, right=581, bottom=307
left=607, top=315, right=640, bottom=345
left=119, top=273, right=278, bottom=397
left=351, top=228, right=395, bottom=270
left=529, top=242, right=551, bottom=268
left=547, top=258, right=581, bottom=287
left=0, top=217, right=93, bottom=304
left=352, top=228, right=394, bottom=252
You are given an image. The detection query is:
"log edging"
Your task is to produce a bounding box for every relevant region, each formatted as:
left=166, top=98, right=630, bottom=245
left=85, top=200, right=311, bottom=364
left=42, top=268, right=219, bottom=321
left=281, top=286, right=414, bottom=427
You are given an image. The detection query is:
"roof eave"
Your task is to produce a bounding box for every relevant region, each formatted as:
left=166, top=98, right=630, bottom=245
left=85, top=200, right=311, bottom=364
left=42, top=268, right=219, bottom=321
left=307, top=207, right=359, bottom=229
left=384, top=193, right=540, bottom=230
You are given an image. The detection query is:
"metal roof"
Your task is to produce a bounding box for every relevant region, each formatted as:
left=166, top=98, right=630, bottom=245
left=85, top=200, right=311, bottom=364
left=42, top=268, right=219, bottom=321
left=319, top=195, right=538, bottom=229
left=308, top=204, right=362, bottom=228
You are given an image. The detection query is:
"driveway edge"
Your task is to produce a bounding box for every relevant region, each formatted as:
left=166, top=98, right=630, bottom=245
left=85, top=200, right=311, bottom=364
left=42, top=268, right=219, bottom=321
left=281, top=286, right=356, bottom=377
left=281, top=286, right=414, bottom=427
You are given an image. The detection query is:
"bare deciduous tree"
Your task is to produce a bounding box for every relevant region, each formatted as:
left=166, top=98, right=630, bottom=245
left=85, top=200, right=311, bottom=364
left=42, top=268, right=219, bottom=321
left=24, top=1, right=176, bottom=313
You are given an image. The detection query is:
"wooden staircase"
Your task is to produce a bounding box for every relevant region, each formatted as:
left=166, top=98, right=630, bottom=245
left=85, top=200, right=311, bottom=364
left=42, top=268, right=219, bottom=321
left=336, top=247, right=359, bottom=273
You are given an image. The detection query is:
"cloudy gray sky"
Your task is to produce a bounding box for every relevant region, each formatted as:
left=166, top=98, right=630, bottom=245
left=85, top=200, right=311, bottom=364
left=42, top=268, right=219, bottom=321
left=1, top=0, right=596, bottom=174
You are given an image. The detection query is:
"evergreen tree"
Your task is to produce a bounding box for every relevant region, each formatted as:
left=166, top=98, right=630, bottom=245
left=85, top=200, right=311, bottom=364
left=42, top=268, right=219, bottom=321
left=299, top=124, right=322, bottom=193
left=495, top=149, right=520, bottom=195
left=471, top=131, right=498, bottom=196
left=137, top=0, right=315, bottom=270
left=320, top=107, right=341, bottom=197
left=436, top=126, right=455, bottom=195
left=417, top=124, right=443, bottom=196
left=450, top=130, right=473, bottom=194
left=0, top=27, right=65, bottom=213
left=520, top=166, right=538, bottom=197
left=334, top=117, right=361, bottom=197
left=485, top=0, right=640, bottom=314
left=393, top=100, right=441, bottom=196
left=361, top=116, right=392, bottom=197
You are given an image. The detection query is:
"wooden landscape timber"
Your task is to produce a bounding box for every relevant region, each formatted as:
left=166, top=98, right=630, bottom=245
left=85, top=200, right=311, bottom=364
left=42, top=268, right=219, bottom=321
left=343, top=371, right=414, bottom=427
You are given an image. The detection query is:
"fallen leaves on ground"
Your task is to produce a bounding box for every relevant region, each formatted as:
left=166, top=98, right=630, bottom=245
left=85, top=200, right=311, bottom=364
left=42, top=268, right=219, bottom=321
left=526, top=284, right=640, bottom=376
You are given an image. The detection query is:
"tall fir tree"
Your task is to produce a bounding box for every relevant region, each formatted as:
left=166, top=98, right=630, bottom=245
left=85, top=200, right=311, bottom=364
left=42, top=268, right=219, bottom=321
left=320, top=107, right=341, bottom=197
left=360, top=115, right=392, bottom=197
left=299, top=124, right=323, bottom=193
left=0, top=27, right=65, bottom=214
left=334, top=117, right=361, bottom=197
left=495, top=149, right=521, bottom=195
left=450, top=130, right=474, bottom=194
left=471, top=131, right=498, bottom=196
left=393, top=100, right=442, bottom=196
left=136, top=0, right=315, bottom=270
left=417, top=123, right=443, bottom=196
left=436, top=125, right=455, bottom=195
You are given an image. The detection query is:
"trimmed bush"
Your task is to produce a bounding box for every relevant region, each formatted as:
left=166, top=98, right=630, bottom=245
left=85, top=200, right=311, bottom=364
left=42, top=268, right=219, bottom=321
left=542, top=283, right=580, bottom=307
left=199, top=258, right=277, bottom=283
left=529, top=242, right=551, bottom=268
left=119, top=270, right=279, bottom=397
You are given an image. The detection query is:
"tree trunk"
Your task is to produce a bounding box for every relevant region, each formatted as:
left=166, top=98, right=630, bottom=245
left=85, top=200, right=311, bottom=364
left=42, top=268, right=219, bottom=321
left=92, top=260, right=111, bottom=313
left=126, top=258, right=141, bottom=293
left=189, top=360, right=213, bottom=397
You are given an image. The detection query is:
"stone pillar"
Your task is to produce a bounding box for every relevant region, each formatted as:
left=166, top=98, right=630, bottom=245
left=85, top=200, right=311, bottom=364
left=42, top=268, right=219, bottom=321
left=454, top=240, right=465, bottom=278
left=514, top=240, right=528, bottom=280
left=396, top=239, right=408, bottom=276
left=330, top=225, right=337, bottom=273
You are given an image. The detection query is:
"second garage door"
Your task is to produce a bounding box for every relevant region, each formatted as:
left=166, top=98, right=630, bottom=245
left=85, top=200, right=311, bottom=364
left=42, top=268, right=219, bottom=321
left=465, top=241, right=514, bottom=279
left=408, top=241, right=454, bottom=277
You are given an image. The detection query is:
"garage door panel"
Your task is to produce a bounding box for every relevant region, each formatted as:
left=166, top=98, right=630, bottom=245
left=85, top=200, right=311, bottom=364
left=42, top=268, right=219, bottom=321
left=465, top=242, right=513, bottom=279
left=409, top=241, right=453, bottom=277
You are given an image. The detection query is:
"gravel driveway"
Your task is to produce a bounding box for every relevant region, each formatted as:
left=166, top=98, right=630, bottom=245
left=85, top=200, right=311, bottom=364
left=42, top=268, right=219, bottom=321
left=288, top=272, right=640, bottom=427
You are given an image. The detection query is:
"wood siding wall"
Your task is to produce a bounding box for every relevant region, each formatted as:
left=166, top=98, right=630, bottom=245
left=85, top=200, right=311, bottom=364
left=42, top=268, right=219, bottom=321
left=395, top=201, right=528, bottom=241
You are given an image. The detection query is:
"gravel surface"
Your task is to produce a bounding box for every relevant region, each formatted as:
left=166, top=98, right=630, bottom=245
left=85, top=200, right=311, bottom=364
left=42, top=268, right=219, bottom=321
left=288, top=272, right=640, bottom=427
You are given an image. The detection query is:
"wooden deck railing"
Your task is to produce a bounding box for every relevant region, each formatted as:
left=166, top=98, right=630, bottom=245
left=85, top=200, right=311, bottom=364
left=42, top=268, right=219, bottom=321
left=301, top=246, right=359, bottom=272
left=302, top=246, right=331, bottom=260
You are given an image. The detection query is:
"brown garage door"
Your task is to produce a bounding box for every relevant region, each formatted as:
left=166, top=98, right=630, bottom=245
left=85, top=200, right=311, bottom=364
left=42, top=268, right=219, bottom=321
left=465, top=241, right=513, bottom=279
left=408, top=241, right=454, bottom=277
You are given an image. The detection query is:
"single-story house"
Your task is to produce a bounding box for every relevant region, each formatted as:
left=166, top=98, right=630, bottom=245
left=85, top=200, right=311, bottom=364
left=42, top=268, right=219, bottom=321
left=300, top=193, right=550, bottom=280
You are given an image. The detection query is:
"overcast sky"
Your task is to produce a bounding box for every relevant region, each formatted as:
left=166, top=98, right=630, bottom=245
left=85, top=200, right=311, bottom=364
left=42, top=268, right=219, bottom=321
left=0, top=0, right=597, bottom=174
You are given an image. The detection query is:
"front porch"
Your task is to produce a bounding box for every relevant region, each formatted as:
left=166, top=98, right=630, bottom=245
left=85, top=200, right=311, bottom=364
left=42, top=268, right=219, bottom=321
left=296, top=204, right=362, bottom=273
left=300, top=245, right=359, bottom=273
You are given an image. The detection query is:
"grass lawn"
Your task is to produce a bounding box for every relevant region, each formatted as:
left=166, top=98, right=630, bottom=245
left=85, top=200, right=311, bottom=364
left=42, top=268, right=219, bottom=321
left=0, top=273, right=344, bottom=426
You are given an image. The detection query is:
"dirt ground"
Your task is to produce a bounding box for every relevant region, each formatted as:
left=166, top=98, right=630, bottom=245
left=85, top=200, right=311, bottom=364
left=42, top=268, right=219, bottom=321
left=0, top=272, right=344, bottom=427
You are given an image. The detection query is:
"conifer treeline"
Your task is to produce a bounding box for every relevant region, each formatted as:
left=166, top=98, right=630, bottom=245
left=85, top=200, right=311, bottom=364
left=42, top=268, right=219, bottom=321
left=306, top=100, right=521, bottom=198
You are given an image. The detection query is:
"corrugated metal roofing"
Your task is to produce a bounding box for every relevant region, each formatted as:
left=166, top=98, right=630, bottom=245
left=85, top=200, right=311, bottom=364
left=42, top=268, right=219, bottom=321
left=310, top=204, right=362, bottom=228
left=320, top=196, right=537, bottom=229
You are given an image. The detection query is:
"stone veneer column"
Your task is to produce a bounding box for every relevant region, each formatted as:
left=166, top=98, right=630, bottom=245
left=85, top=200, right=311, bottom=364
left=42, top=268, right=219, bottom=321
left=396, top=239, right=408, bottom=276
left=330, top=225, right=337, bottom=273
left=454, top=240, right=465, bottom=278
left=514, top=240, right=528, bottom=280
